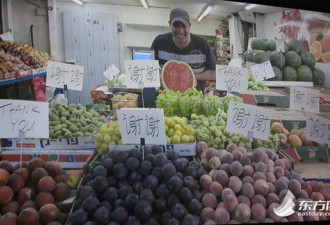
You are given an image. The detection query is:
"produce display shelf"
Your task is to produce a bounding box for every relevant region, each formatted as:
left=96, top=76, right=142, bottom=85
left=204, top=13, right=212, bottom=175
left=260, top=81, right=314, bottom=88
left=0, top=71, right=46, bottom=87
left=294, top=161, right=330, bottom=180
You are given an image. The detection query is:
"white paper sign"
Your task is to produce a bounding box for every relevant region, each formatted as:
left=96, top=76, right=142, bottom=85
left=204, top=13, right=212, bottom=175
left=117, top=108, right=166, bottom=145
left=0, top=32, right=14, bottom=42
left=249, top=61, right=275, bottom=81
left=0, top=100, right=49, bottom=138
left=103, top=64, right=120, bottom=81
left=276, top=39, right=286, bottom=53
left=216, top=65, right=248, bottom=92
left=228, top=58, right=243, bottom=67
left=46, top=61, right=84, bottom=91
left=306, top=113, right=330, bottom=145
left=226, top=101, right=272, bottom=141
left=290, top=87, right=320, bottom=113
left=124, top=60, right=160, bottom=88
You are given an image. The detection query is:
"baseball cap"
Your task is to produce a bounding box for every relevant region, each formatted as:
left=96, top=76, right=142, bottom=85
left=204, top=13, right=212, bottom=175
left=170, top=8, right=190, bottom=27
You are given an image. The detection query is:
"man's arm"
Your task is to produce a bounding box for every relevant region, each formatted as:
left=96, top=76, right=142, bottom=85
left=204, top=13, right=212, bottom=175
left=195, top=69, right=215, bottom=81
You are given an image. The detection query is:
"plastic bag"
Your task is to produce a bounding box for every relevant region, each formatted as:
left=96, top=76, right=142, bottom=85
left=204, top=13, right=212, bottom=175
left=30, top=77, right=46, bottom=102
left=49, top=94, right=68, bottom=108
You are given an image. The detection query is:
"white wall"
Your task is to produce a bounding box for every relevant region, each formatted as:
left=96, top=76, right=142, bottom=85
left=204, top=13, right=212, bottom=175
left=11, top=1, right=221, bottom=72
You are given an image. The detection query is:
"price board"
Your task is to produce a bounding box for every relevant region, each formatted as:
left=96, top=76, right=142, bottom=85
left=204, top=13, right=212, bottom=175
left=0, top=100, right=49, bottom=138
left=276, top=39, right=286, bottom=53
left=226, top=101, right=272, bottom=141
left=216, top=65, right=248, bottom=92
left=103, top=64, right=120, bottom=81
left=46, top=61, right=84, bottom=91
left=124, top=60, right=160, bottom=88
left=290, top=87, right=320, bottom=113
left=306, top=113, right=330, bottom=145
left=117, top=108, right=166, bottom=145
left=249, top=61, right=275, bottom=81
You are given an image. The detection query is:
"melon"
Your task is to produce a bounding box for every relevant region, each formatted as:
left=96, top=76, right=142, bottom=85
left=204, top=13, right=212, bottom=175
left=282, top=66, right=297, bottom=81
left=161, top=60, right=196, bottom=93
left=288, top=39, right=304, bottom=54
left=243, top=50, right=254, bottom=62
left=269, top=66, right=282, bottom=81
left=251, top=38, right=268, bottom=51
left=266, top=40, right=276, bottom=51
left=312, top=68, right=325, bottom=85
left=252, top=50, right=270, bottom=64
left=285, top=51, right=301, bottom=68
left=300, top=51, right=316, bottom=69
left=269, top=51, right=285, bottom=68
left=296, top=65, right=313, bottom=81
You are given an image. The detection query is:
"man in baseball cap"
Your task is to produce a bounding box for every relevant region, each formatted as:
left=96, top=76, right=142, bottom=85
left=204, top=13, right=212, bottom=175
left=169, top=8, right=190, bottom=28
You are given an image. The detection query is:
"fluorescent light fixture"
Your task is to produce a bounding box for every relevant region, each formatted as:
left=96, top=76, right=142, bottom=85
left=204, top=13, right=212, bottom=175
left=245, top=4, right=257, bottom=10
left=197, top=5, right=213, bottom=22
left=140, top=0, right=149, bottom=9
left=72, top=0, right=83, bottom=6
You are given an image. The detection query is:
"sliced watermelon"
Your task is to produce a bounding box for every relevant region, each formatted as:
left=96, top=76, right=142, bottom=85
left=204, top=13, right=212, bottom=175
left=161, top=60, right=196, bottom=93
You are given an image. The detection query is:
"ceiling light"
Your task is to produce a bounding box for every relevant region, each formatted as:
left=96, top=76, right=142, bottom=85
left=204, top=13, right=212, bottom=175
left=140, top=0, right=149, bottom=9
left=72, top=0, right=83, bottom=6
left=197, top=5, right=213, bottom=22
left=245, top=4, right=257, bottom=10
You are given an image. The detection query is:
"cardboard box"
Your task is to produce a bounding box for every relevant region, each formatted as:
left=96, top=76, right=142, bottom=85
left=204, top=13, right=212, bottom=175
left=1, top=137, right=96, bottom=150
left=91, top=84, right=111, bottom=101
left=109, top=143, right=196, bottom=157
left=282, top=146, right=330, bottom=163
left=233, top=90, right=290, bottom=107
left=1, top=149, right=94, bottom=169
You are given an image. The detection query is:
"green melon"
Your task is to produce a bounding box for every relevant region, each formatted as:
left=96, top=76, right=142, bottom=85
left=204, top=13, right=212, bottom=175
left=296, top=65, right=313, bottom=81
left=266, top=40, right=276, bottom=51
left=252, top=50, right=270, bottom=64
left=312, top=68, right=325, bottom=85
left=251, top=38, right=268, bottom=51
left=285, top=51, right=301, bottom=68
left=288, top=39, right=304, bottom=54
left=243, top=49, right=254, bottom=62
left=282, top=66, right=297, bottom=81
left=300, top=51, right=316, bottom=69
left=269, top=66, right=282, bottom=81
left=269, top=51, right=286, bottom=68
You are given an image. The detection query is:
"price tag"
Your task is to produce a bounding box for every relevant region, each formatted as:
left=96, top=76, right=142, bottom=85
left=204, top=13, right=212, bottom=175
left=216, top=65, right=248, bottom=92
left=124, top=60, right=160, bottom=88
left=103, top=64, right=120, bottom=81
left=226, top=101, right=272, bottom=141
left=290, top=87, right=320, bottom=114
left=306, top=112, right=330, bottom=145
left=117, top=108, right=166, bottom=145
left=249, top=61, right=275, bottom=81
left=0, top=100, right=49, bottom=138
left=276, top=39, right=286, bottom=53
left=46, top=61, right=84, bottom=91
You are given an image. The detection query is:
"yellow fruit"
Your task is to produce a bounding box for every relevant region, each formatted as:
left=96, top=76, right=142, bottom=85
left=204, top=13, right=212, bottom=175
left=310, top=41, right=322, bottom=61
left=321, top=51, right=330, bottom=63
left=172, top=135, right=181, bottom=144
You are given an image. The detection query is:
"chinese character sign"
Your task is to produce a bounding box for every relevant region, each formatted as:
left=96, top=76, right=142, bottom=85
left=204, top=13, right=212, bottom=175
left=226, top=101, right=271, bottom=140
left=0, top=100, right=49, bottom=138
left=117, top=108, right=166, bottom=145
left=306, top=113, right=330, bottom=145
left=216, top=65, right=248, bottom=92
left=46, top=61, right=84, bottom=91
left=103, top=64, right=120, bottom=81
left=124, top=60, right=160, bottom=88
left=249, top=61, right=275, bottom=81
left=290, top=87, right=320, bottom=113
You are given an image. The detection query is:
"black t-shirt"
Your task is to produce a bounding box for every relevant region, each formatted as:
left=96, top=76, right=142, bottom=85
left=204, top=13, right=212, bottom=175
left=151, top=32, right=216, bottom=92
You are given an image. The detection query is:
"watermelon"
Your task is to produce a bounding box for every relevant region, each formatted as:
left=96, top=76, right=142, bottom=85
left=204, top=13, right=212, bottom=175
left=252, top=50, right=270, bottom=64
left=300, top=51, right=316, bottom=69
left=288, top=39, right=304, bottom=54
left=296, top=65, right=313, bottom=81
left=312, top=68, right=325, bottom=85
left=251, top=38, right=268, bottom=51
left=269, top=66, right=282, bottom=81
left=243, top=49, right=254, bottom=62
left=282, top=66, right=297, bottom=81
left=269, top=51, right=286, bottom=68
left=266, top=40, right=276, bottom=51
left=161, top=60, right=196, bottom=93
left=285, top=51, right=301, bottom=68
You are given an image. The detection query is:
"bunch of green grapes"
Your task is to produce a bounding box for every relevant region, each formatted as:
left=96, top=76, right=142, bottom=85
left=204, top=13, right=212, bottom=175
left=156, top=89, right=181, bottom=116
left=202, top=95, right=223, bottom=116
left=248, top=75, right=270, bottom=91
left=95, top=121, right=122, bottom=155
left=179, top=88, right=203, bottom=118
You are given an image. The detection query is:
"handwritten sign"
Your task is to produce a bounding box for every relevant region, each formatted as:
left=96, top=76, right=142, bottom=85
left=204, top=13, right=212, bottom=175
left=117, top=108, right=166, bottom=145
left=0, top=100, right=49, bottom=138
left=226, top=101, right=271, bottom=141
left=290, top=87, right=320, bottom=113
left=249, top=61, right=275, bottom=81
left=276, top=39, right=286, bottom=53
left=103, top=64, right=120, bottom=81
left=124, top=60, right=160, bottom=88
left=216, top=65, right=248, bottom=92
left=46, top=61, right=84, bottom=91
left=306, top=113, right=330, bottom=145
